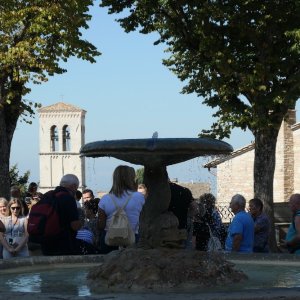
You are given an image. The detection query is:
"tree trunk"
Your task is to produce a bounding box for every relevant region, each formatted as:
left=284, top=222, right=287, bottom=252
left=254, top=128, right=280, bottom=252
left=0, top=80, right=22, bottom=199
left=0, top=111, right=14, bottom=199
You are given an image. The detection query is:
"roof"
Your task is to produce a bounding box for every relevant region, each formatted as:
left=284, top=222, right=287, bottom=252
left=204, top=143, right=255, bottom=169
left=203, top=112, right=300, bottom=169
left=292, top=122, right=300, bottom=131
left=38, top=102, right=85, bottom=113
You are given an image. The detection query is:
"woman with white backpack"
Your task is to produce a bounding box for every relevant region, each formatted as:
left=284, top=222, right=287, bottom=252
left=98, top=165, right=145, bottom=254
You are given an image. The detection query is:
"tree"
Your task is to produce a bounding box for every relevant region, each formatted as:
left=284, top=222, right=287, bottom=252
left=100, top=0, right=300, bottom=250
left=0, top=1, right=100, bottom=199
left=9, top=164, right=30, bottom=196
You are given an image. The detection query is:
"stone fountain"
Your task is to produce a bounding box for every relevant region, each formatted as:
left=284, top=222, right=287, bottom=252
left=80, top=137, right=233, bottom=249
left=0, top=138, right=299, bottom=299
left=79, top=137, right=250, bottom=290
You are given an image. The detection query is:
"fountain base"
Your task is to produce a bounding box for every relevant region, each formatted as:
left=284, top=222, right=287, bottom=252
left=87, top=248, right=247, bottom=292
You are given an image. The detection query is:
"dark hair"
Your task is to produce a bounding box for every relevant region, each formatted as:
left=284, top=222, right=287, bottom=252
left=84, top=198, right=98, bottom=214
left=28, top=182, right=38, bottom=192
left=249, top=198, right=263, bottom=211
left=75, top=190, right=82, bottom=199
left=199, top=193, right=216, bottom=212
left=82, top=189, right=94, bottom=197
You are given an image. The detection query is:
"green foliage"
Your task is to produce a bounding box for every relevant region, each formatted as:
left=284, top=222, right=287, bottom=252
left=9, top=164, right=30, bottom=196
left=0, top=0, right=100, bottom=121
left=135, top=167, right=144, bottom=184
left=100, top=0, right=300, bottom=138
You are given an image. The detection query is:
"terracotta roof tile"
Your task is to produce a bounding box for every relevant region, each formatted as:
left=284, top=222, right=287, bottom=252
left=38, top=102, right=85, bottom=113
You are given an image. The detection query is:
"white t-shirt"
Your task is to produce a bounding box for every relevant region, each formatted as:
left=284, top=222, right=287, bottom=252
left=99, top=191, right=145, bottom=234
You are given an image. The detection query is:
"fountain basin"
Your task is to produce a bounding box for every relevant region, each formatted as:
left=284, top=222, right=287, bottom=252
left=1, top=253, right=300, bottom=299
left=80, top=138, right=233, bottom=166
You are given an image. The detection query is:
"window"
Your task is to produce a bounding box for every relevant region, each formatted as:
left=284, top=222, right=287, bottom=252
left=50, top=126, right=59, bottom=152
left=62, top=125, right=71, bottom=151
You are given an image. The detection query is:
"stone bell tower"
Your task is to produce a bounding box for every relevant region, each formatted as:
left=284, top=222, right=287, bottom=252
left=38, top=102, right=86, bottom=193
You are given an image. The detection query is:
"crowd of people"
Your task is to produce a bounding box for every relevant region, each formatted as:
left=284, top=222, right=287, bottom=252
left=0, top=165, right=300, bottom=259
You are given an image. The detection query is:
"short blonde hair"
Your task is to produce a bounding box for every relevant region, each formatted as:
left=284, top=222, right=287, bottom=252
left=0, top=197, right=8, bottom=207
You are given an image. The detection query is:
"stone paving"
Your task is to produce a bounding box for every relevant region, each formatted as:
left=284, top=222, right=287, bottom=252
left=0, top=288, right=300, bottom=300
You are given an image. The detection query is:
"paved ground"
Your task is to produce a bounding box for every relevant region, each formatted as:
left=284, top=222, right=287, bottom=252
left=0, top=288, right=300, bottom=300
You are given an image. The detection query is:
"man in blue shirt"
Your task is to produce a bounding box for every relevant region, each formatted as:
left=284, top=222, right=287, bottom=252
left=225, top=194, right=254, bottom=253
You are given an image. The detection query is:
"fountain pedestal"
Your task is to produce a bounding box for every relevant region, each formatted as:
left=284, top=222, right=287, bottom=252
left=80, top=137, right=242, bottom=290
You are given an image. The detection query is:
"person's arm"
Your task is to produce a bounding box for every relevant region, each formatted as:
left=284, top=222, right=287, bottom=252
left=98, top=208, right=107, bottom=230
left=0, top=220, right=5, bottom=233
left=232, top=233, right=243, bottom=251
left=286, top=215, right=300, bottom=248
left=0, top=233, right=15, bottom=253
left=70, top=220, right=82, bottom=231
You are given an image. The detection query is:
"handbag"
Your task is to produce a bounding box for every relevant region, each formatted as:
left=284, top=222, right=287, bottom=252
left=207, top=223, right=222, bottom=252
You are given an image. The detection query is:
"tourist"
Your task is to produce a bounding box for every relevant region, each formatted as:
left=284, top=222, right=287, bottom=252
left=0, top=197, right=8, bottom=220
left=40, top=174, right=82, bottom=256
left=249, top=198, right=270, bottom=253
left=83, top=198, right=100, bottom=248
left=193, top=193, right=226, bottom=251
left=186, top=199, right=199, bottom=249
left=168, top=181, right=193, bottom=230
left=98, top=165, right=145, bottom=254
left=25, top=182, right=43, bottom=211
left=0, top=197, right=8, bottom=258
left=10, top=185, right=29, bottom=216
left=284, top=193, right=300, bottom=254
left=137, top=183, right=148, bottom=198
left=75, top=201, right=99, bottom=255
left=25, top=182, right=43, bottom=202
left=0, top=198, right=29, bottom=259
left=168, top=181, right=193, bottom=248
left=225, top=194, right=254, bottom=253
left=82, top=189, right=95, bottom=203
left=75, top=190, right=82, bottom=208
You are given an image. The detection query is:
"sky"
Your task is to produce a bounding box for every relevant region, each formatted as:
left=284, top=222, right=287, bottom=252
left=10, top=4, right=257, bottom=194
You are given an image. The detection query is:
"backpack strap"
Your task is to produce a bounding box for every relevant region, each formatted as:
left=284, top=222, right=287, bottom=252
left=110, top=193, right=133, bottom=210
left=206, top=222, right=214, bottom=238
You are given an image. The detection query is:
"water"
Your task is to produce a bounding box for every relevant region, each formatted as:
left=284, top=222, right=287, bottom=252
left=0, top=261, right=300, bottom=296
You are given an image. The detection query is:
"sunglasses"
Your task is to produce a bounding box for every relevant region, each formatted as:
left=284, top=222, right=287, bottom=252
left=11, top=207, right=20, bottom=211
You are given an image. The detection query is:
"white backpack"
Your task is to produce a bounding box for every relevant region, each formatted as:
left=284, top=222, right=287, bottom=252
left=105, top=194, right=135, bottom=247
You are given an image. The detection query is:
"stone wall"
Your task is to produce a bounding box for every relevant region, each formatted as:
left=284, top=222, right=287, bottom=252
left=215, top=110, right=297, bottom=206
left=292, top=123, right=300, bottom=193
left=179, top=182, right=210, bottom=199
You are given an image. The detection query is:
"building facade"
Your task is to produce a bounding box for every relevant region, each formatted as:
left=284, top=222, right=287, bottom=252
left=38, top=102, right=86, bottom=193
left=205, top=110, right=298, bottom=205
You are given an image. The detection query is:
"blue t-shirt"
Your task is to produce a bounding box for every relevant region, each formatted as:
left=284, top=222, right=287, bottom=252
left=99, top=191, right=145, bottom=234
left=225, top=211, right=254, bottom=253
left=286, top=210, right=300, bottom=254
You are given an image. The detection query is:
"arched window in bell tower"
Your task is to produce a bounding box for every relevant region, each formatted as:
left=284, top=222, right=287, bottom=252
left=62, top=125, right=71, bottom=151
left=50, top=125, right=59, bottom=152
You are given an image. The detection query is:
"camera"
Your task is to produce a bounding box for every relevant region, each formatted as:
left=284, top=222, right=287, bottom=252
left=25, top=197, right=32, bottom=205
left=8, top=238, right=13, bottom=246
